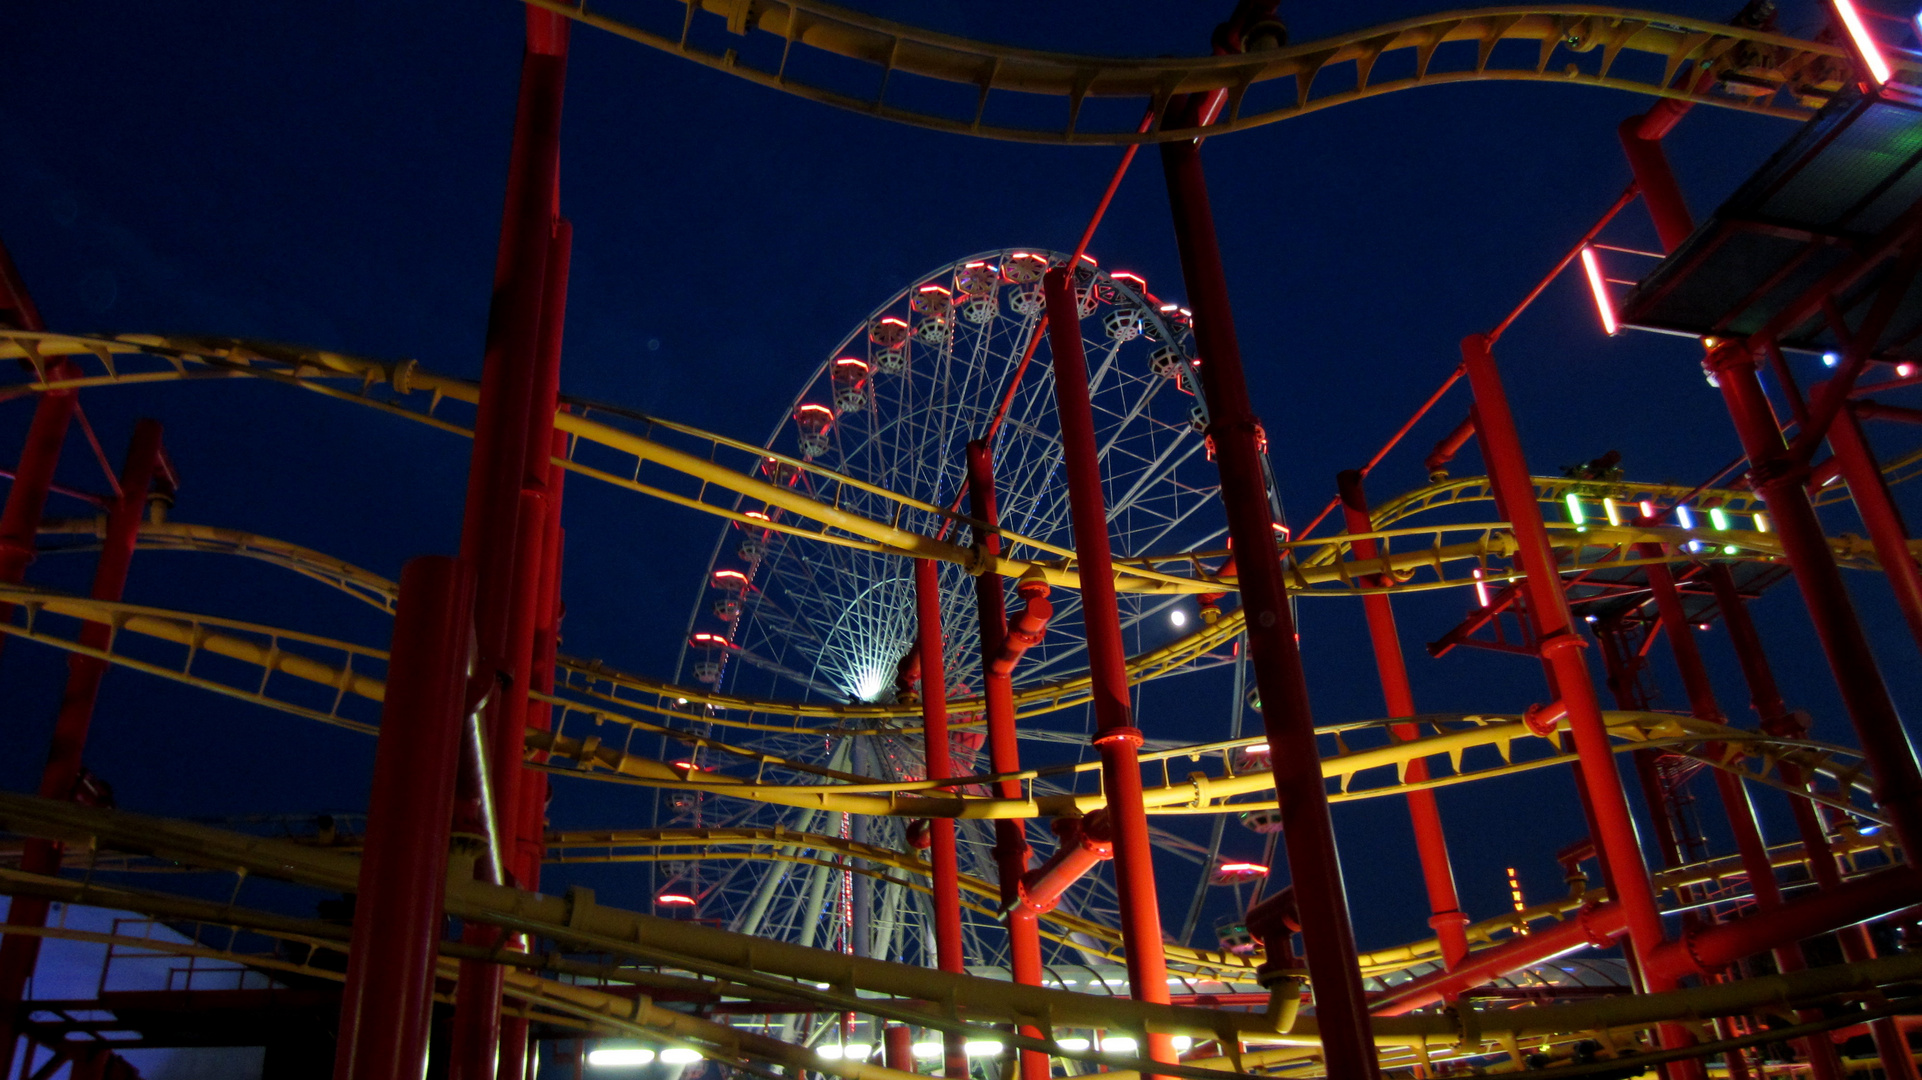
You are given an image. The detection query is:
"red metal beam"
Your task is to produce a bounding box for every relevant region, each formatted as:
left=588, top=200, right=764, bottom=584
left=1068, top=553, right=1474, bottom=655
left=1337, top=470, right=1468, bottom=970
left=1156, top=145, right=1376, bottom=1080
left=963, top=440, right=1047, bottom=1080
left=334, top=557, right=474, bottom=1080
left=912, top=556, right=968, bottom=1080
left=1040, top=268, right=1175, bottom=1076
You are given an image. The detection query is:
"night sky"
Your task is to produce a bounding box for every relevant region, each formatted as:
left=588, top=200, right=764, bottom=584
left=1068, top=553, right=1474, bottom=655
left=1, top=0, right=1916, bottom=962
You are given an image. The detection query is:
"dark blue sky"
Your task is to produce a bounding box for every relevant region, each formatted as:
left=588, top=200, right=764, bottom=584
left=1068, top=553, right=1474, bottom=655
left=1, top=0, right=1915, bottom=954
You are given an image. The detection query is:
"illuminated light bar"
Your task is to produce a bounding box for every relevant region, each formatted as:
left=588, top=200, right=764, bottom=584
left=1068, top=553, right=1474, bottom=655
left=744, top=510, right=770, bottom=522
left=1640, top=500, right=1656, bottom=520
left=1834, top=0, right=1893, bottom=83
left=655, top=893, right=697, bottom=906
left=1508, top=867, right=1530, bottom=936
left=1754, top=511, right=1770, bottom=534
left=1709, top=507, right=1729, bottom=531
left=1100, top=1037, right=1138, bottom=1054
left=1472, top=567, right=1490, bottom=608
left=588, top=1048, right=657, bottom=1067
left=1900, top=362, right=1917, bottom=378
left=1697, top=622, right=1712, bottom=632
left=1056, top=1039, right=1092, bottom=1053
left=964, top=1042, right=1005, bottom=1057
left=1675, top=504, right=1695, bottom=530
left=1579, top=246, right=1619, bottom=336
left=1603, top=497, right=1622, bottom=527
left=878, top=316, right=908, bottom=329
left=1111, top=271, right=1147, bottom=292
left=1217, top=861, right=1269, bottom=874
left=1272, top=521, right=1290, bottom=542
left=1172, top=1037, right=1195, bottom=1052
left=1724, top=544, right=1739, bottom=555
left=688, top=632, right=731, bottom=649
left=660, top=1049, right=704, bottom=1065
left=711, top=569, right=749, bottom=588
left=911, top=1043, right=943, bottom=1058
left=1565, top=493, right=1587, bottom=529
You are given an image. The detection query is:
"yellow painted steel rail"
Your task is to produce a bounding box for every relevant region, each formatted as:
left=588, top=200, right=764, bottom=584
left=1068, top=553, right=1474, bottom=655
left=527, top=3, right=1861, bottom=144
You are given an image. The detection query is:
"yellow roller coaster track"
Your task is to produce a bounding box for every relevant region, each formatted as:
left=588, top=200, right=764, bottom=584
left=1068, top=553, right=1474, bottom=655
left=524, top=3, right=1871, bottom=144
left=0, top=794, right=1916, bottom=1080
left=0, top=585, right=1878, bottom=833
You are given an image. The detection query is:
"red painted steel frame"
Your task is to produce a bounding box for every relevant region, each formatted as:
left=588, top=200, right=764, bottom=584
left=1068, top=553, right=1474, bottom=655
left=1458, top=335, right=1701, bottom=1080
left=451, top=12, right=571, bottom=1077
left=1827, top=401, right=1922, bottom=655
left=1634, top=546, right=1843, bottom=1080
left=884, top=1025, right=914, bottom=1074
left=963, top=439, right=1049, bottom=1080
left=1706, top=343, right=1922, bottom=865
left=1039, top=268, right=1176, bottom=1075
left=912, top=557, right=969, bottom=1079
left=1336, top=470, right=1469, bottom=969
left=334, top=557, right=475, bottom=1080
left=1156, top=145, right=1376, bottom=1080
left=0, top=419, right=163, bottom=1079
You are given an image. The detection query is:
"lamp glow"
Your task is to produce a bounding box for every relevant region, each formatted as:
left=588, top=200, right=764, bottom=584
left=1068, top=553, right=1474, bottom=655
left=1100, top=1037, right=1139, bottom=1054
left=1823, top=351, right=1841, bottom=368
left=660, top=1049, right=703, bottom=1065
left=1472, top=567, right=1490, bottom=608
left=1565, top=493, right=1587, bottom=529
left=1579, top=246, right=1618, bottom=335
left=1709, top=507, right=1729, bottom=531
left=588, top=1048, right=656, bottom=1067
left=1834, top=0, right=1893, bottom=83
left=1057, top=1038, right=1092, bottom=1053
left=911, top=1043, right=942, bottom=1059
left=1172, top=1037, right=1195, bottom=1052
left=964, top=1042, right=1005, bottom=1057
left=1675, top=505, right=1695, bottom=530
left=1754, top=511, right=1770, bottom=534
left=1603, top=497, right=1622, bottom=527
left=1170, top=608, right=1188, bottom=628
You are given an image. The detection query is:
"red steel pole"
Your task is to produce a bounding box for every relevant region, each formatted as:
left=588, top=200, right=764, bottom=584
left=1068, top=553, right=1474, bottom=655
left=963, top=440, right=1049, bottom=1080
left=1156, top=143, right=1376, bottom=1080
left=1619, top=114, right=1696, bottom=254
left=1826, top=401, right=1922, bottom=656
left=1335, top=470, right=1469, bottom=969
left=1039, top=268, right=1176, bottom=1076
left=1459, top=336, right=1680, bottom=979
left=0, top=419, right=163, bottom=1079
left=1705, top=342, right=1922, bottom=865
left=451, top=12, right=569, bottom=1075
left=912, top=556, right=969, bottom=1080
left=884, top=1026, right=915, bottom=1074
left=334, top=556, right=475, bottom=1080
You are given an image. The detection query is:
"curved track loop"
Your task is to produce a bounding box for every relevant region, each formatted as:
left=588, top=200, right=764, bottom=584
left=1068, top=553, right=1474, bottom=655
left=0, top=585, right=1878, bottom=834
left=526, top=2, right=1860, bottom=145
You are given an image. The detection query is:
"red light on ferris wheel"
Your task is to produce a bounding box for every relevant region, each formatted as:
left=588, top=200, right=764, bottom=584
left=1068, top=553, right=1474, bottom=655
left=656, top=893, right=697, bottom=906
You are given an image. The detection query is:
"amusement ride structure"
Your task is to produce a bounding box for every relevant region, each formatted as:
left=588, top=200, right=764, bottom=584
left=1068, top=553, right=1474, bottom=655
left=1, top=2, right=1921, bottom=1080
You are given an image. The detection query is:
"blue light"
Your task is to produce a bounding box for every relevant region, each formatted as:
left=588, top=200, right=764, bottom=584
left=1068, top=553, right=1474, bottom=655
left=1822, top=351, right=1840, bottom=368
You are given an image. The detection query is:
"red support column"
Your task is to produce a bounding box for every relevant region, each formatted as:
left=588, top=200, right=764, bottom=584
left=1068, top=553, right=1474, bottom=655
left=1335, top=470, right=1469, bottom=969
left=1707, top=567, right=1911, bottom=1080
left=1157, top=143, right=1375, bottom=1080
left=0, top=231, right=75, bottom=607
left=1458, top=336, right=1695, bottom=1074
left=1705, top=342, right=1922, bottom=865
left=884, top=1026, right=915, bottom=1074
left=963, top=440, right=1049, bottom=1080
left=0, top=419, right=164, bottom=1079
left=1638, top=553, right=1844, bottom=1080
left=1039, top=269, right=1176, bottom=1077
left=1619, top=114, right=1696, bottom=255
left=450, top=11, right=570, bottom=1076
left=912, top=557, right=968, bottom=1080
left=334, top=557, right=474, bottom=1080
left=1827, top=401, right=1922, bottom=656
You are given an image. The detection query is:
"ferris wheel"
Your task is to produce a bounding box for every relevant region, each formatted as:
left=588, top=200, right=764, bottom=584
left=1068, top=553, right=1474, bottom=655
left=659, top=248, right=1242, bottom=979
